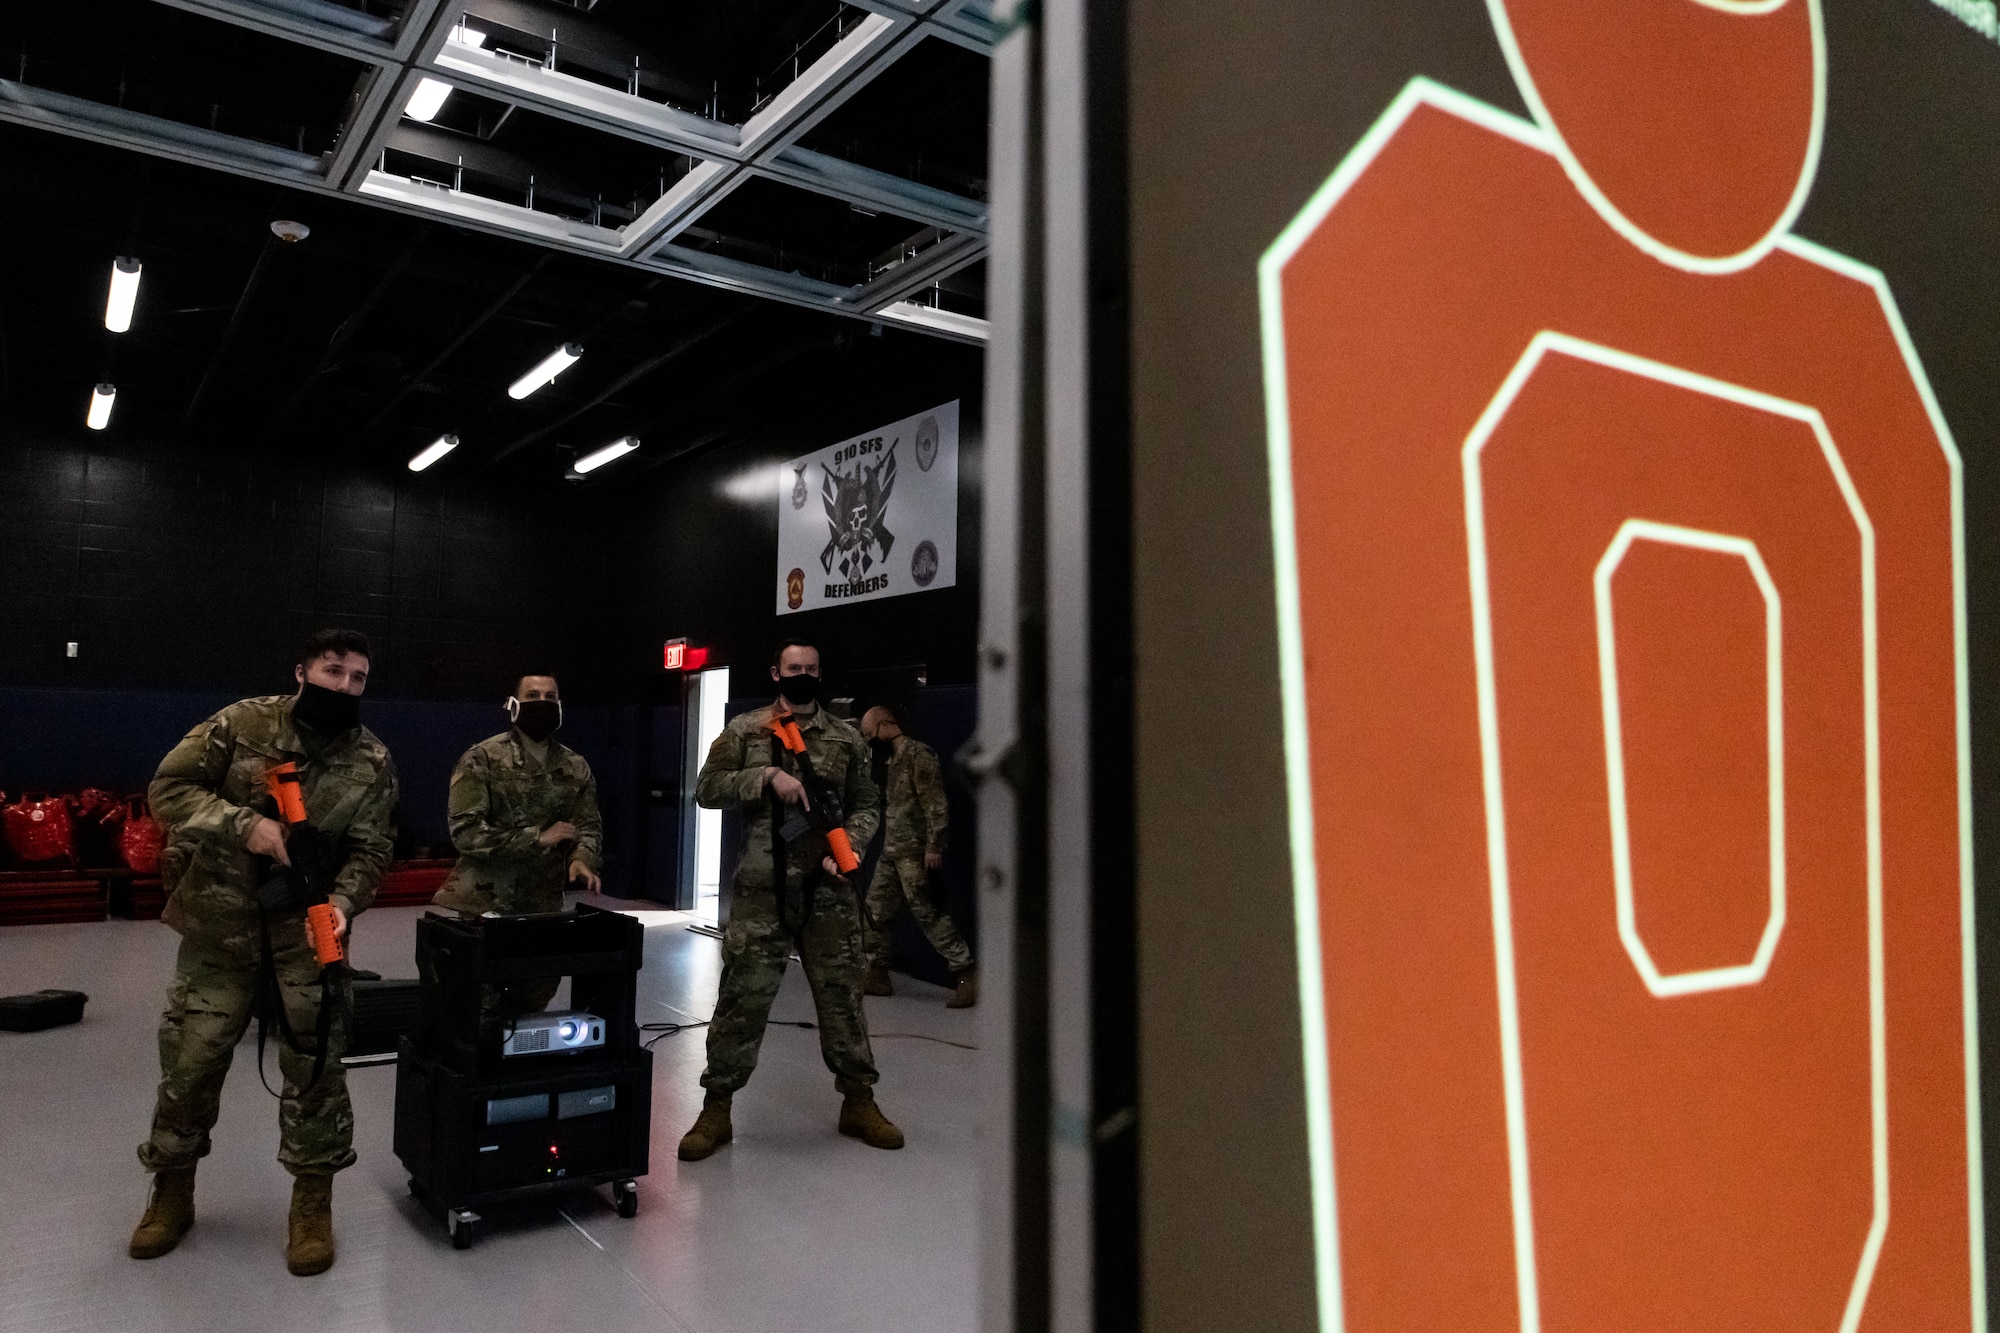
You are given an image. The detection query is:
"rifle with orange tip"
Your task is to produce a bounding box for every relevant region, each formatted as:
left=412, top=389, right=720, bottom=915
left=766, top=710, right=861, bottom=876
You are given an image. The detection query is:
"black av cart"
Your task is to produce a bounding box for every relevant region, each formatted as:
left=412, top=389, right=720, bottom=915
left=394, top=904, right=652, bottom=1248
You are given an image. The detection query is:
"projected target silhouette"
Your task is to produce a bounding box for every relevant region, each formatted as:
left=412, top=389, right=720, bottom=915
left=1260, top=2, right=1983, bottom=1330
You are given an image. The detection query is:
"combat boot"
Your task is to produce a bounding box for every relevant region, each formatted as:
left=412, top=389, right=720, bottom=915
left=129, top=1166, right=196, bottom=1259
left=678, top=1095, right=734, bottom=1161
left=286, top=1173, right=336, bottom=1276
left=839, top=1094, right=906, bottom=1150
left=946, top=967, right=978, bottom=1009
left=862, top=964, right=894, bottom=996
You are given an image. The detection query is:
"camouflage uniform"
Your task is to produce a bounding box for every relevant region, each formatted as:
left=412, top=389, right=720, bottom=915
left=863, top=736, right=973, bottom=974
left=695, top=702, right=882, bottom=1098
left=140, top=696, right=397, bottom=1177
left=432, top=728, right=604, bottom=1017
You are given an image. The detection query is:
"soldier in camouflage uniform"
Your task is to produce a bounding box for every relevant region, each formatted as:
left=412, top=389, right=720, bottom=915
left=433, top=673, right=604, bottom=1019
left=677, top=639, right=902, bottom=1160
left=131, top=629, right=398, bottom=1278
left=858, top=705, right=976, bottom=1007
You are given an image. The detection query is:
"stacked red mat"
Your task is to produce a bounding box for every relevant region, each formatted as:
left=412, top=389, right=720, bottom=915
left=0, top=861, right=454, bottom=927
left=0, top=871, right=108, bottom=925
left=371, top=859, right=455, bottom=908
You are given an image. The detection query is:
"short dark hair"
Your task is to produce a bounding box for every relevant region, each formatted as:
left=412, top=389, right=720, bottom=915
left=514, top=672, right=560, bottom=696
left=771, top=638, right=821, bottom=669
left=300, top=628, right=372, bottom=666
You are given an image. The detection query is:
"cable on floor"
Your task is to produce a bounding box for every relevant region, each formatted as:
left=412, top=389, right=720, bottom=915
left=871, top=1032, right=980, bottom=1051
left=640, top=1018, right=976, bottom=1051
left=640, top=1018, right=814, bottom=1049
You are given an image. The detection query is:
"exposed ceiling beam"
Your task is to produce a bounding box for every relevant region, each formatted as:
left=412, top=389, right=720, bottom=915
left=846, top=228, right=988, bottom=310
left=144, top=0, right=399, bottom=64
left=326, top=63, right=417, bottom=189
left=0, top=79, right=322, bottom=184
left=758, top=145, right=987, bottom=235
left=429, top=39, right=741, bottom=160
left=11, top=5, right=990, bottom=342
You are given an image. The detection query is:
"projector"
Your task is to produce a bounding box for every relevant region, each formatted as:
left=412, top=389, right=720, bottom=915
left=502, top=1010, right=606, bottom=1058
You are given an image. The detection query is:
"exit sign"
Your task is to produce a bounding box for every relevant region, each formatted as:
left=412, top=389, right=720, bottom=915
left=663, top=640, right=709, bottom=671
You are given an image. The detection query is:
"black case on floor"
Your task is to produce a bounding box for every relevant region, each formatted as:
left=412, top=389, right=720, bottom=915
left=0, top=989, right=87, bottom=1031
left=393, top=905, right=650, bottom=1247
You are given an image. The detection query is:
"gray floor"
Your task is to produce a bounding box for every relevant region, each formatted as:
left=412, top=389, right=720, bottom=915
left=0, top=901, right=978, bottom=1333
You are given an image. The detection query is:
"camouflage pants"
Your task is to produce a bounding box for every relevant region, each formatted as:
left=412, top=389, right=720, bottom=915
left=864, top=856, right=974, bottom=973
left=701, top=876, right=878, bottom=1099
left=139, top=930, right=355, bottom=1176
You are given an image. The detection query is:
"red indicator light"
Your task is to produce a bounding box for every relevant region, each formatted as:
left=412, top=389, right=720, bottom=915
left=685, top=646, right=709, bottom=670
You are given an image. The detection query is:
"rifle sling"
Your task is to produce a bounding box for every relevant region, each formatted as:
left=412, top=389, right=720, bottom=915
left=254, top=900, right=336, bottom=1099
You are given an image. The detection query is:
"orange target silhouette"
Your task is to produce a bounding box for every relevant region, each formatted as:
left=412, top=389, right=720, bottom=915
left=1261, top=4, right=1983, bottom=1330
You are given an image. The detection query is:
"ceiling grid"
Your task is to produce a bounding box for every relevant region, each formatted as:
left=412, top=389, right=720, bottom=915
left=0, top=0, right=991, bottom=343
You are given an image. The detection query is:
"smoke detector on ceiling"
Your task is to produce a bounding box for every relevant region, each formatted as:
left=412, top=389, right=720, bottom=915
left=269, top=220, right=311, bottom=244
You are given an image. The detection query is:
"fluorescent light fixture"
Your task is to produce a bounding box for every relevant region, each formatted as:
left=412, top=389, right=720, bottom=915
left=574, top=436, right=638, bottom=474
left=86, top=383, right=116, bottom=430
left=404, top=77, right=454, bottom=123
left=104, top=257, right=141, bottom=332
left=408, top=434, right=459, bottom=472
left=405, top=27, right=486, bottom=123
left=508, top=342, right=583, bottom=400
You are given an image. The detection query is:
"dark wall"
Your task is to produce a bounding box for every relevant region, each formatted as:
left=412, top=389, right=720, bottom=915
left=0, top=417, right=609, bottom=700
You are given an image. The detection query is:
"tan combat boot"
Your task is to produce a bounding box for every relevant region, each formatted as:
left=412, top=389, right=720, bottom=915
left=839, top=1095, right=906, bottom=1150
left=862, top=964, right=894, bottom=997
left=129, top=1166, right=196, bottom=1259
left=946, top=967, right=978, bottom=1009
left=286, top=1173, right=336, bottom=1276
left=678, top=1096, right=734, bottom=1161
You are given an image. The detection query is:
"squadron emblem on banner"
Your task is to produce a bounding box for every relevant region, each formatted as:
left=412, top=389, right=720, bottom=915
left=776, top=400, right=958, bottom=614
left=820, top=438, right=898, bottom=580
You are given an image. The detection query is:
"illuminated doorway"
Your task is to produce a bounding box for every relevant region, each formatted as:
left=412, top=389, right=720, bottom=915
left=683, top=666, right=730, bottom=924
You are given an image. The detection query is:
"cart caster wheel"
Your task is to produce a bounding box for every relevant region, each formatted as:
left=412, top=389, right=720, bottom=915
left=613, top=1180, right=638, bottom=1219
left=448, top=1208, right=480, bottom=1250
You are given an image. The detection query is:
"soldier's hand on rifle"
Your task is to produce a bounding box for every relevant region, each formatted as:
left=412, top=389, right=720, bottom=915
left=765, top=767, right=809, bottom=807
left=306, top=903, right=349, bottom=951
left=822, top=855, right=845, bottom=879
left=537, top=820, right=579, bottom=848
left=247, top=816, right=291, bottom=865
left=568, top=859, right=602, bottom=893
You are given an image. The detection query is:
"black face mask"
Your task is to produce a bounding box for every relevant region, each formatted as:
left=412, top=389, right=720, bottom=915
left=776, top=673, right=821, bottom=706
left=294, top=680, right=361, bottom=736
left=513, top=699, right=562, bottom=743
left=870, top=737, right=894, bottom=760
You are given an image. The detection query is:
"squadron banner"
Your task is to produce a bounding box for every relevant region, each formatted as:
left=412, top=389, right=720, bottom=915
left=775, top=400, right=959, bottom=615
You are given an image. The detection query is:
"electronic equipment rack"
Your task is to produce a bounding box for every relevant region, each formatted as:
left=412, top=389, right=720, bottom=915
left=394, top=903, right=652, bottom=1248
